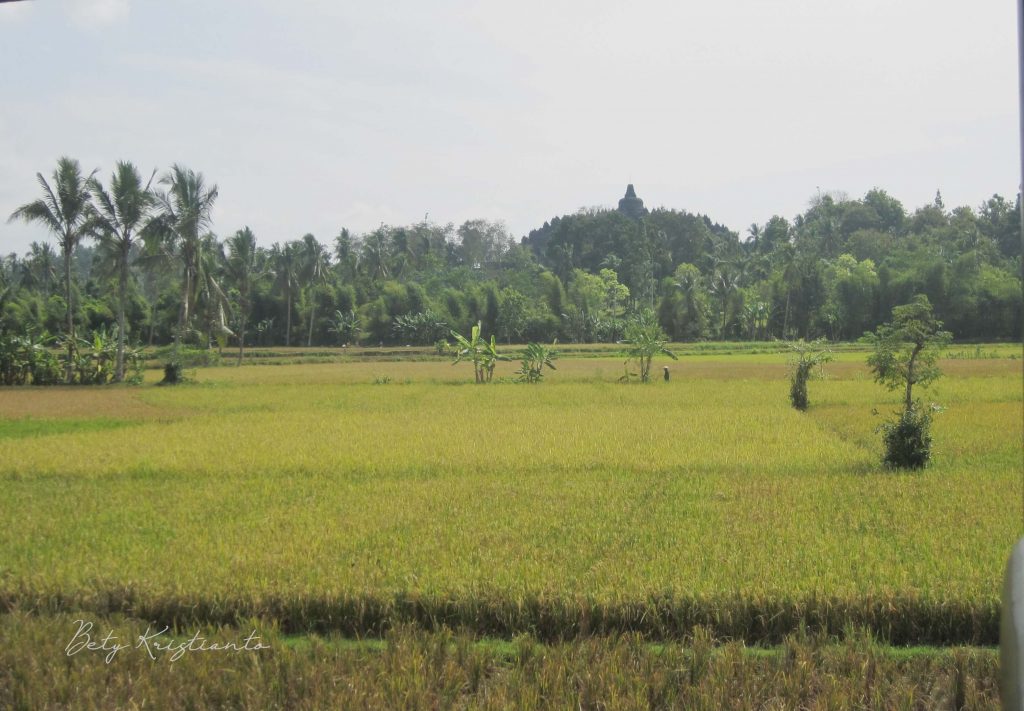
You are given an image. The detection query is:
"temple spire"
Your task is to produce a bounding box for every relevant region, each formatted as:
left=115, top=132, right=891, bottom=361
left=617, top=183, right=647, bottom=219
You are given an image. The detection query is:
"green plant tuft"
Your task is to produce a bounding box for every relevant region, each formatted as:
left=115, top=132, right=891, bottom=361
left=877, top=402, right=936, bottom=469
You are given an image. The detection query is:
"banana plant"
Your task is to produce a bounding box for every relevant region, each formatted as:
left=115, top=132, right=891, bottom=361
left=623, top=312, right=677, bottom=383
left=515, top=342, right=559, bottom=383
left=480, top=332, right=509, bottom=383
left=72, top=326, right=118, bottom=384
left=450, top=321, right=486, bottom=383
left=451, top=321, right=507, bottom=383
left=329, top=309, right=361, bottom=346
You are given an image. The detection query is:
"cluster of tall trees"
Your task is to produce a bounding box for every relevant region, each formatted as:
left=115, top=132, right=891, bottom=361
left=2, top=158, right=1020, bottom=375
left=526, top=188, right=1020, bottom=343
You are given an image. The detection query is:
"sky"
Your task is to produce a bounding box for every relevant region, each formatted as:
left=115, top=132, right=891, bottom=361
left=0, top=0, right=1018, bottom=253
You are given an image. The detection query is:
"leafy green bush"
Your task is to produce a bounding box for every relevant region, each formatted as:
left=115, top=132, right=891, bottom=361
left=877, top=403, right=936, bottom=469
left=328, top=309, right=361, bottom=346
left=160, top=362, right=184, bottom=385
left=0, top=327, right=143, bottom=386
left=0, top=330, right=62, bottom=385
left=70, top=327, right=117, bottom=385
left=392, top=310, right=447, bottom=345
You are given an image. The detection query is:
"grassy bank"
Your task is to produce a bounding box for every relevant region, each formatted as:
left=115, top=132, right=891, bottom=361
left=0, top=613, right=1001, bottom=710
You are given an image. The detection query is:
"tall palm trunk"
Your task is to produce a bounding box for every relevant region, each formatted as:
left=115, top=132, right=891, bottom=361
left=307, top=296, right=316, bottom=347
left=720, top=296, right=728, bottom=339
left=285, top=288, right=292, bottom=347
left=782, top=290, right=791, bottom=340
left=176, top=264, right=192, bottom=353
left=235, top=288, right=247, bottom=366
left=115, top=243, right=128, bottom=382
left=63, top=240, right=74, bottom=383
left=237, top=314, right=246, bottom=366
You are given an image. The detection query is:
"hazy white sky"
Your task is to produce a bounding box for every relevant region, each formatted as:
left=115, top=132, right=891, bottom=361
left=1, top=0, right=1018, bottom=253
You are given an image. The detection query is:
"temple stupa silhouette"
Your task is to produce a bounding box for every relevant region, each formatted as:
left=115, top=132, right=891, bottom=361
left=616, top=183, right=648, bottom=220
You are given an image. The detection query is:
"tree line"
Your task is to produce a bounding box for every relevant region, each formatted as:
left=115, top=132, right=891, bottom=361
left=2, top=157, right=1020, bottom=379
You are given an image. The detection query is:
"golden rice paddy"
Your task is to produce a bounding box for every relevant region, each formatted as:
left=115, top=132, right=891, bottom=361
left=0, top=350, right=1019, bottom=644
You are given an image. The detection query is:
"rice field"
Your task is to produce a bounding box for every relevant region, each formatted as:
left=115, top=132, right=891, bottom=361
left=0, top=349, right=1019, bottom=653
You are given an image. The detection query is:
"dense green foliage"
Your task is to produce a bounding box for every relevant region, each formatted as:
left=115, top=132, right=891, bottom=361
left=8, top=157, right=96, bottom=382
left=866, top=295, right=953, bottom=411
left=0, top=326, right=143, bottom=386
left=3, top=161, right=1020, bottom=358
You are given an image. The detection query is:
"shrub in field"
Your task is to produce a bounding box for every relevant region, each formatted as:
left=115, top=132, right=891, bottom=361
left=160, top=362, right=184, bottom=385
left=787, top=338, right=832, bottom=410
left=878, top=403, right=937, bottom=469
left=622, top=311, right=676, bottom=383
left=865, top=295, right=952, bottom=469
left=515, top=342, right=559, bottom=383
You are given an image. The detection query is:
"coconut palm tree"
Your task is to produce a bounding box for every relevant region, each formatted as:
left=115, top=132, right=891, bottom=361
left=270, top=241, right=300, bottom=346
left=193, top=233, right=233, bottom=351
left=298, top=233, right=330, bottom=346
left=224, top=227, right=266, bottom=364
left=389, top=227, right=419, bottom=277
left=672, top=264, right=708, bottom=340
left=333, top=228, right=359, bottom=282
left=88, top=161, right=157, bottom=381
left=8, top=157, right=97, bottom=382
left=361, top=226, right=391, bottom=280
left=709, top=263, right=740, bottom=339
left=773, top=243, right=803, bottom=340
left=21, top=242, right=58, bottom=297
left=153, top=164, right=219, bottom=352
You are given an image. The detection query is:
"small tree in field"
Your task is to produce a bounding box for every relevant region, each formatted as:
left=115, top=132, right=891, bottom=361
left=865, top=295, right=952, bottom=468
left=623, top=312, right=677, bottom=383
left=787, top=339, right=832, bottom=411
